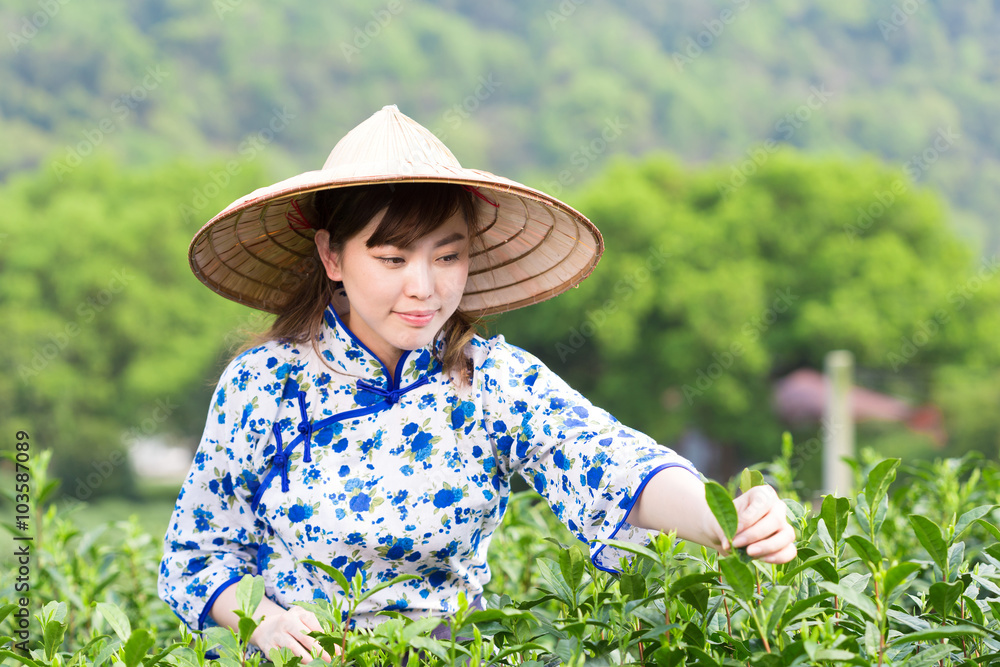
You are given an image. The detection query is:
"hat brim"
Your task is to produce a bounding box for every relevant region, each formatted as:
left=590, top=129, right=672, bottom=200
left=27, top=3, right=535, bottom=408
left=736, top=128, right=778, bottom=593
left=189, top=167, right=603, bottom=317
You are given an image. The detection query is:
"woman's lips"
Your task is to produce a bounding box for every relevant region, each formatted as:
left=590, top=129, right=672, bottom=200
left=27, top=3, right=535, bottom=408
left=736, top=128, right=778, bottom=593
left=396, top=310, right=437, bottom=326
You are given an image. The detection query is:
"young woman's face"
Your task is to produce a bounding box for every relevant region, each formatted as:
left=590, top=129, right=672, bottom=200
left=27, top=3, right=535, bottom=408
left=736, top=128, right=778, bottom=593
left=315, top=209, right=471, bottom=371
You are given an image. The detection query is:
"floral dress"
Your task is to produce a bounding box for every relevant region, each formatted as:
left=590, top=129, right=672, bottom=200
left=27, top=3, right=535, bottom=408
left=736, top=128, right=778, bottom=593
left=157, top=302, right=699, bottom=631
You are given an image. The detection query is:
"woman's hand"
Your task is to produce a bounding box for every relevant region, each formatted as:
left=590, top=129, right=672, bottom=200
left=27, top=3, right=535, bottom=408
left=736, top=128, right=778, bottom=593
left=250, top=605, right=335, bottom=664
left=722, top=485, right=797, bottom=564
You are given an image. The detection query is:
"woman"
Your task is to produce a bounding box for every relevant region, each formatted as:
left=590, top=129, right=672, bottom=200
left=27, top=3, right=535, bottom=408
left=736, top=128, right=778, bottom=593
left=158, top=106, right=796, bottom=661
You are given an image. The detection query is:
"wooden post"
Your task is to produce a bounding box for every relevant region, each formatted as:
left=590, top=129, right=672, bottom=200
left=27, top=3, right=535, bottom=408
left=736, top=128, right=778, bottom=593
left=823, top=350, right=855, bottom=496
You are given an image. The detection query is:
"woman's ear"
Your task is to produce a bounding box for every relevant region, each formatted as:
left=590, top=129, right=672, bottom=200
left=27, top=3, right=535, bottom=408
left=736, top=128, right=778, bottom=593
left=314, top=229, right=343, bottom=281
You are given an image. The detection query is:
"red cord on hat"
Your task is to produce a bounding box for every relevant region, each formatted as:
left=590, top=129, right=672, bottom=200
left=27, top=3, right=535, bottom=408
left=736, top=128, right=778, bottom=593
left=461, top=185, right=499, bottom=208
left=286, top=199, right=313, bottom=230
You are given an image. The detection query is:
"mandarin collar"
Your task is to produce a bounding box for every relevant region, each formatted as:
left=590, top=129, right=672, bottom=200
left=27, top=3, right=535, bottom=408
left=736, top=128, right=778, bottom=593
left=316, top=301, right=443, bottom=389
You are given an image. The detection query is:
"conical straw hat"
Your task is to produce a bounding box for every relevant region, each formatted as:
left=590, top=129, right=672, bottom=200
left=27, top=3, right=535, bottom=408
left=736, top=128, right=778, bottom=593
left=188, top=105, right=604, bottom=316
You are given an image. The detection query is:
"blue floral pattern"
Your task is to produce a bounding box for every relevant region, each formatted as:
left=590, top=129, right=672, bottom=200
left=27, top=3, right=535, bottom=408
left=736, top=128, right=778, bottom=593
left=157, top=303, right=698, bottom=631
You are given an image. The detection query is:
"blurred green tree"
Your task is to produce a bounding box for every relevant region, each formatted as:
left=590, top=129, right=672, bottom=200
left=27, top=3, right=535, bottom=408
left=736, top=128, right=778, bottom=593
left=496, top=150, right=1000, bottom=464
left=0, top=156, right=265, bottom=496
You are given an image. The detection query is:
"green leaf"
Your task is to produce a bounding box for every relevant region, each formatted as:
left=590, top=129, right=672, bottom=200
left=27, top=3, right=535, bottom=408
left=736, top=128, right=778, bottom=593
left=778, top=554, right=838, bottom=583
left=864, top=459, right=900, bottom=507
left=668, top=572, right=720, bottom=596
left=889, top=624, right=985, bottom=646
left=705, top=480, right=738, bottom=545
left=355, top=572, right=421, bottom=604
left=558, top=546, right=585, bottom=592
left=928, top=577, right=968, bottom=620
left=738, top=468, right=766, bottom=494
left=121, top=628, right=155, bottom=667
left=95, top=602, right=132, bottom=642
left=820, top=495, right=851, bottom=544
left=844, top=535, right=882, bottom=573
left=976, top=518, right=1000, bottom=542
left=719, top=555, right=755, bottom=601
left=908, top=514, right=948, bottom=573
left=237, top=615, right=258, bottom=646
left=956, top=505, right=996, bottom=537
left=817, top=581, right=878, bottom=621
left=42, top=616, right=67, bottom=661
left=762, top=586, right=792, bottom=638
left=0, top=650, right=42, bottom=667
left=883, top=562, right=923, bottom=598
left=302, top=559, right=352, bottom=594
left=235, top=574, right=265, bottom=616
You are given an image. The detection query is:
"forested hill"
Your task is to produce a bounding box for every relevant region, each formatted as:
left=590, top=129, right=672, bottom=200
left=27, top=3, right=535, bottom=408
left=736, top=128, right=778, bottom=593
left=3, top=0, right=1000, bottom=251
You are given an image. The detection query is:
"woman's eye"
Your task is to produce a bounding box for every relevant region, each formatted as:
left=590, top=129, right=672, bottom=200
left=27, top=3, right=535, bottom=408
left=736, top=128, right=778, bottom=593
left=378, top=257, right=404, bottom=265
left=440, top=253, right=460, bottom=263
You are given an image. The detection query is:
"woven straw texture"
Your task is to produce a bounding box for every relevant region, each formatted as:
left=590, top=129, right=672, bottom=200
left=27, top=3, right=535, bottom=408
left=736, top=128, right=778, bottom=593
left=189, top=105, right=604, bottom=316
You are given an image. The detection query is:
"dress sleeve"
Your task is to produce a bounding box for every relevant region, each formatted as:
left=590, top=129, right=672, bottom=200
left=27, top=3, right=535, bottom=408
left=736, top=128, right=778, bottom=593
left=479, top=336, right=701, bottom=573
left=157, top=350, right=268, bottom=630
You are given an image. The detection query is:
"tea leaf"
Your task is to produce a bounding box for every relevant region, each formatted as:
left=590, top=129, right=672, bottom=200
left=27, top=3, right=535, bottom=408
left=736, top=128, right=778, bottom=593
left=738, top=468, right=766, bottom=494
left=908, top=514, right=948, bottom=574
left=302, top=559, right=352, bottom=594
left=355, top=573, right=421, bottom=604
left=817, top=581, right=878, bottom=621
left=976, top=518, right=1000, bottom=542
left=889, top=624, right=985, bottom=646
left=558, top=546, right=585, bottom=592
left=668, top=572, right=720, bottom=596
left=884, top=562, right=922, bottom=598
left=719, top=555, right=755, bottom=601
left=955, top=505, right=995, bottom=537
left=762, top=586, right=792, bottom=638
left=864, top=459, right=900, bottom=507
left=42, top=615, right=67, bottom=661
left=95, top=602, right=131, bottom=642
left=121, top=628, right=155, bottom=667
left=235, top=574, right=264, bottom=617
left=820, top=495, right=851, bottom=544
left=845, top=535, right=882, bottom=573
left=705, top=480, right=738, bottom=546
left=928, top=579, right=967, bottom=620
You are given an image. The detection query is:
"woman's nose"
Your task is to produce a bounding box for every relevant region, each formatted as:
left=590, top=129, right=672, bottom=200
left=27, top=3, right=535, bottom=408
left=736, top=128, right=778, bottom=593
left=404, top=261, right=434, bottom=299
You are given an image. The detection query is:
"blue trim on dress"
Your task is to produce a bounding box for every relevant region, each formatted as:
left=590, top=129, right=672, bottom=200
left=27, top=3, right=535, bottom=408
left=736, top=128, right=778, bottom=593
left=590, top=462, right=700, bottom=575
left=198, top=575, right=245, bottom=630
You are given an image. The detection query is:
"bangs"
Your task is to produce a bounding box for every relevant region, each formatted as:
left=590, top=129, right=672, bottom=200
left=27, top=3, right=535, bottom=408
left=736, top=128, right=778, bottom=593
left=365, top=183, right=478, bottom=249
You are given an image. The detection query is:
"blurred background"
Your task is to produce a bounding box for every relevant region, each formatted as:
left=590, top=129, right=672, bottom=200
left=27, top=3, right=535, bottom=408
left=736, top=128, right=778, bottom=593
left=2, top=0, right=1000, bottom=536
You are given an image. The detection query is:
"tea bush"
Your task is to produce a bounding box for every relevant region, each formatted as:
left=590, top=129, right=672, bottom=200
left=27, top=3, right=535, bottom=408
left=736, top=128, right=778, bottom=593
left=2, top=439, right=1000, bottom=666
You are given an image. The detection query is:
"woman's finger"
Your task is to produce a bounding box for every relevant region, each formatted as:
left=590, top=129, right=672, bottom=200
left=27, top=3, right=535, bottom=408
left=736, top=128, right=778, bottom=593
left=732, top=485, right=778, bottom=533
left=758, top=541, right=798, bottom=564
left=732, top=501, right=788, bottom=548
left=743, top=522, right=796, bottom=559
left=293, top=611, right=334, bottom=662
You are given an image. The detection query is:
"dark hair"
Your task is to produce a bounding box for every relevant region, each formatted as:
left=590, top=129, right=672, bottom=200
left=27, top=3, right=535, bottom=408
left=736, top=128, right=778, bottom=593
left=231, top=183, right=484, bottom=386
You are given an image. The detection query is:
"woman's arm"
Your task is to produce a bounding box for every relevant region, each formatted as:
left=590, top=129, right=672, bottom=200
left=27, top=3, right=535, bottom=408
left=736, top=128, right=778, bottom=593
left=209, top=586, right=332, bottom=663
left=626, top=467, right=797, bottom=564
